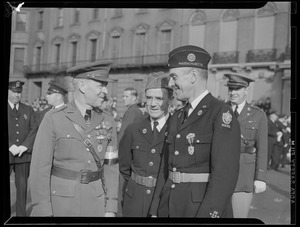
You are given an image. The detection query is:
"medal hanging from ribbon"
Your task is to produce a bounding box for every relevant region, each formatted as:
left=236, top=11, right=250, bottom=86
left=186, top=133, right=195, bottom=155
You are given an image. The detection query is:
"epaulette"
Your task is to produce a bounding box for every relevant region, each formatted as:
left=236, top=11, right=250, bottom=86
left=250, top=105, right=264, bottom=112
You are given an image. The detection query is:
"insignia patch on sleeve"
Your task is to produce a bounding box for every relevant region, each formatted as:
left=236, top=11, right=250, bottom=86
left=221, top=111, right=232, bottom=128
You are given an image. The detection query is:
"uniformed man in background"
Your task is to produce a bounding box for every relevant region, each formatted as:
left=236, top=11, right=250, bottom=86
left=29, top=61, right=119, bottom=217
left=8, top=80, right=37, bottom=216
left=150, top=45, right=241, bottom=218
left=224, top=73, right=268, bottom=218
left=36, top=82, right=67, bottom=126
left=119, top=72, right=173, bottom=217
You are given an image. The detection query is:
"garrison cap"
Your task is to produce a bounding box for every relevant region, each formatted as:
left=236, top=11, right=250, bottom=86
left=168, top=45, right=211, bottom=70
left=9, top=80, right=25, bottom=93
left=67, top=60, right=114, bottom=83
left=47, top=82, right=67, bottom=95
left=145, top=71, right=172, bottom=91
left=224, top=73, right=255, bottom=89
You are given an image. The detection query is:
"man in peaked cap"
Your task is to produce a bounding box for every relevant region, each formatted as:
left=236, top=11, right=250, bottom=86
left=8, top=80, right=38, bottom=216
left=224, top=72, right=268, bottom=218
left=119, top=72, right=173, bottom=217
left=29, top=61, right=119, bottom=217
left=36, top=82, right=68, bottom=127
left=149, top=45, right=241, bottom=218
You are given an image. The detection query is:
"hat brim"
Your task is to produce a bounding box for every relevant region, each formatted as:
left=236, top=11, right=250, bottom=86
left=225, top=84, right=247, bottom=89
left=9, top=88, right=22, bottom=93
left=90, top=78, right=115, bottom=83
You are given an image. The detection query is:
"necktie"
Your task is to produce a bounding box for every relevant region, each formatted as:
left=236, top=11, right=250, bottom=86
left=13, top=104, right=18, bottom=114
left=182, top=103, right=191, bottom=124
left=234, top=105, right=239, bottom=118
left=84, top=109, right=92, bottom=126
left=153, top=121, right=159, bottom=140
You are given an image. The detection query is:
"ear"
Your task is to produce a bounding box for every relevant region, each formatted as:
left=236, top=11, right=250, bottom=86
left=78, top=79, right=87, bottom=93
left=190, top=69, right=198, bottom=84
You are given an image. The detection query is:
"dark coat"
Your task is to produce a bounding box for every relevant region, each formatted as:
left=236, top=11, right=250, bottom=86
left=119, top=116, right=170, bottom=217
left=150, top=93, right=241, bottom=218
left=118, top=103, right=145, bottom=143
left=8, top=102, right=37, bottom=164
left=36, top=106, right=52, bottom=127
left=233, top=102, right=268, bottom=192
left=29, top=101, right=119, bottom=216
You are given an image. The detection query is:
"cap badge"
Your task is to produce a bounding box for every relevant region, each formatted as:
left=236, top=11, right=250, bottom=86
left=16, top=81, right=20, bottom=87
left=187, top=53, right=196, bottom=62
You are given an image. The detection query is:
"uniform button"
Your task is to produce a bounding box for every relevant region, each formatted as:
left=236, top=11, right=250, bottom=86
left=149, top=162, right=153, bottom=166
left=16, top=139, right=19, bottom=142
left=174, top=151, right=179, bottom=155
left=136, top=146, right=139, bottom=149
left=16, top=131, right=19, bottom=134
left=88, top=160, right=92, bottom=164
left=16, top=124, right=19, bottom=127
left=53, top=190, right=56, bottom=194
left=172, top=167, right=177, bottom=172
left=252, top=127, right=255, bottom=129
left=86, top=148, right=90, bottom=151
left=171, top=184, right=175, bottom=189
left=87, top=135, right=91, bottom=138
left=176, top=134, right=180, bottom=138
left=15, top=118, right=18, bottom=120
left=151, top=149, right=156, bottom=153
left=146, top=189, right=151, bottom=194
left=67, top=135, right=70, bottom=138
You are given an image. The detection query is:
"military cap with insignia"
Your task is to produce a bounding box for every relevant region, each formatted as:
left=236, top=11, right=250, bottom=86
left=8, top=80, right=25, bottom=93
left=168, top=45, right=211, bottom=70
left=47, top=82, right=67, bottom=95
left=67, top=60, right=114, bottom=84
left=224, top=73, right=255, bottom=89
left=145, top=71, right=173, bottom=91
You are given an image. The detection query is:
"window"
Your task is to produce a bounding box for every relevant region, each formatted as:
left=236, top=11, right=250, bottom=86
left=110, top=29, right=122, bottom=63
left=37, top=11, right=43, bottom=30
left=219, top=9, right=239, bottom=52
left=90, top=39, right=97, bottom=62
left=71, top=41, right=78, bottom=66
left=15, top=12, right=27, bottom=32
left=35, top=46, right=42, bottom=71
left=254, top=4, right=276, bottom=49
left=13, top=47, right=25, bottom=74
left=160, top=29, right=171, bottom=54
left=57, top=8, right=63, bottom=27
left=189, top=11, right=206, bottom=47
left=74, top=8, right=80, bottom=24
left=92, top=8, right=99, bottom=20
left=135, top=26, right=147, bottom=64
left=157, top=20, right=174, bottom=60
left=55, top=43, right=61, bottom=66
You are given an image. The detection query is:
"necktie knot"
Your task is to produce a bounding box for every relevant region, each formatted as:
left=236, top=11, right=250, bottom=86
left=13, top=104, right=18, bottom=113
left=182, top=103, right=191, bottom=124
left=84, top=109, right=92, bottom=126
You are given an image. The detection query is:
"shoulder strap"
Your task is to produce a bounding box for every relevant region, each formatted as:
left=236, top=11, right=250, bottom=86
left=71, top=121, right=102, bottom=169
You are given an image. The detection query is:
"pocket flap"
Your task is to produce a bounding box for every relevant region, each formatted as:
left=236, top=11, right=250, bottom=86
left=131, top=143, right=148, bottom=151
left=51, top=176, right=76, bottom=197
left=186, top=133, right=213, bottom=144
left=191, top=183, right=207, bottom=202
left=94, top=180, right=105, bottom=197
left=166, top=135, right=174, bottom=143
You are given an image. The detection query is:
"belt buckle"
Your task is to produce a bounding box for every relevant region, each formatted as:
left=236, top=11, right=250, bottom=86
left=172, top=172, right=181, bottom=183
left=80, top=169, right=92, bottom=184
left=84, top=139, right=92, bottom=147
left=145, top=176, right=153, bottom=188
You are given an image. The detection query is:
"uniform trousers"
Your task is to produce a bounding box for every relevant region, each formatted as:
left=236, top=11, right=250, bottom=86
left=232, top=192, right=253, bottom=218
left=10, top=162, right=30, bottom=216
left=268, top=142, right=282, bottom=170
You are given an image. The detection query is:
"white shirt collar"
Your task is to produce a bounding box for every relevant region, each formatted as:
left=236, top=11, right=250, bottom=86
left=151, top=113, right=169, bottom=132
left=8, top=100, right=19, bottom=110
left=74, top=99, right=92, bottom=117
left=232, top=100, right=246, bottom=114
left=189, top=90, right=209, bottom=115
left=54, top=102, right=65, bottom=109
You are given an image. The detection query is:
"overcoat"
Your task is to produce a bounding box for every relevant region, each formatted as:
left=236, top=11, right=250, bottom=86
left=233, top=102, right=268, bottom=192
left=119, top=116, right=169, bottom=217
left=8, top=102, right=37, bottom=164
left=29, top=101, right=119, bottom=216
left=150, top=93, right=241, bottom=218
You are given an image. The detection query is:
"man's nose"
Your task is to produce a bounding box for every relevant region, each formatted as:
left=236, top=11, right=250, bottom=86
left=168, top=78, right=175, bottom=87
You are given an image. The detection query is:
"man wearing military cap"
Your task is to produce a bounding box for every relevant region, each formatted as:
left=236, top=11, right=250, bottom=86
left=29, top=61, right=119, bottom=217
left=36, top=82, right=67, bottom=126
left=119, top=71, right=173, bottom=217
left=149, top=45, right=241, bottom=218
left=224, top=72, right=268, bottom=218
left=8, top=80, right=37, bottom=216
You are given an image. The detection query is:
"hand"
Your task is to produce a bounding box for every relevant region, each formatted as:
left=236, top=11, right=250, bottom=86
left=276, top=131, right=283, bottom=142
left=254, top=180, right=266, bottom=193
left=18, top=145, right=28, bottom=157
left=9, top=145, right=20, bottom=156
left=104, top=212, right=116, bottom=217
left=151, top=215, right=157, bottom=218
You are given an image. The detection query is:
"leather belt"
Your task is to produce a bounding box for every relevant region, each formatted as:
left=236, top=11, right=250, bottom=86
left=168, top=171, right=209, bottom=183
left=51, top=165, right=103, bottom=184
left=131, top=172, right=157, bottom=187
left=241, top=146, right=256, bottom=154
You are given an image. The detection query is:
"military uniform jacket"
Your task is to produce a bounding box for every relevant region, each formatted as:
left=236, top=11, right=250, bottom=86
left=119, top=116, right=169, bottom=217
left=118, top=103, right=145, bottom=143
left=233, top=102, right=268, bottom=192
left=29, top=101, right=119, bottom=216
left=8, top=102, right=37, bottom=164
left=150, top=93, right=241, bottom=218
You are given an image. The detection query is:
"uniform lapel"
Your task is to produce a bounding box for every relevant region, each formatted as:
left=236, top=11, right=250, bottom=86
left=176, top=108, right=185, bottom=131
left=86, top=110, right=104, bottom=133
left=65, top=101, right=87, bottom=130
left=179, top=93, right=212, bottom=132
left=238, top=102, right=251, bottom=122
left=151, top=116, right=170, bottom=147
left=138, top=117, right=153, bottom=144
left=16, top=103, right=26, bottom=118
